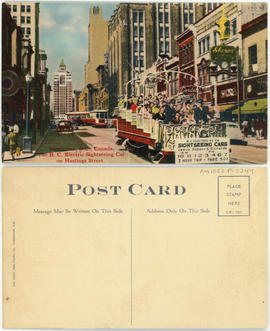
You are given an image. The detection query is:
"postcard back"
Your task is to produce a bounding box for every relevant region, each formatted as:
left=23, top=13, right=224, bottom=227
left=2, top=167, right=267, bottom=328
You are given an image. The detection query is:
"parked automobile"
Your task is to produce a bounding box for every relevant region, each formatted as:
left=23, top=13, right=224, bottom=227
left=56, top=120, right=74, bottom=133
left=70, top=120, right=78, bottom=130
left=223, top=122, right=247, bottom=145
left=48, top=120, right=57, bottom=129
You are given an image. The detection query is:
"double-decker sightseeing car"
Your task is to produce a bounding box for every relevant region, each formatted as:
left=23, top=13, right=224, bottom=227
left=66, top=110, right=111, bottom=127
left=115, top=108, right=231, bottom=164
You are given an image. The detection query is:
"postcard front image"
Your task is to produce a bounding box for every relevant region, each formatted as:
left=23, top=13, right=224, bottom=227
left=2, top=2, right=267, bottom=164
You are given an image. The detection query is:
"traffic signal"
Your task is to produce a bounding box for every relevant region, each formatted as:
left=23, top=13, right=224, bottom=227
left=215, top=5, right=230, bottom=40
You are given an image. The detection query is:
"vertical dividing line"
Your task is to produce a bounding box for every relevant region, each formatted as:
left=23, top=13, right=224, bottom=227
left=130, top=208, right=133, bottom=326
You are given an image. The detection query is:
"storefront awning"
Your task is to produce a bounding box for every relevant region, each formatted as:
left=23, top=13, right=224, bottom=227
left=218, top=104, right=237, bottom=112
left=232, top=98, right=267, bottom=115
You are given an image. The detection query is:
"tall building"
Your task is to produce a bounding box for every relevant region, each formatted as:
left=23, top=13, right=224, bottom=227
left=73, top=90, right=81, bottom=112
left=53, top=60, right=72, bottom=118
left=108, top=3, right=204, bottom=108
left=84, top=6, right=108, bottom=86
left=2, top=3, right=30, bottom=125
left=7, top=2, right=39, bottom=77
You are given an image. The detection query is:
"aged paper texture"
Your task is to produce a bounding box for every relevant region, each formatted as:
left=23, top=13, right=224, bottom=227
left=2, top=167, right=267, bottom=328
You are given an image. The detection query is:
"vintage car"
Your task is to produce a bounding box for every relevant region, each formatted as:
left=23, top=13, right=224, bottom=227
left=70, top=120, right=79, bottom=130
left=56, top=120, right=74, bottom=133
left=223, top=122, right=247, bottom=145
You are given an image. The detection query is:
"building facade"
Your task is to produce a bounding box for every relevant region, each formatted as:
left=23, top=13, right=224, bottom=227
left=53, top=60, right=72, bottom=118
left=108, top=3, right=202, bottom=109
left=2, top=3, right=28, bottom=126
left=73, top=90, right=81, bottom=112
left=96, top=65, right=109, bottom=110
left=84, top=6, right=108, bottom=86
left=78, top=87, right=89, bottom=113
left=175, top=29, right=196, bottom=100
left=193, top=3, right=267, bottom=114
left=7, top=1, right=39, bottom=77
left=239, top=12, right=267, bottom=118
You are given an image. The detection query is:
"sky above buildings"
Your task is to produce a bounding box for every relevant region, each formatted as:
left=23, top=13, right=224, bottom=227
left=39, top=2, right=117, bottom=90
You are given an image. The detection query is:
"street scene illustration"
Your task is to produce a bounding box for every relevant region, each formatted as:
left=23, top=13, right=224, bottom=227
left=2, top=2, right=267, bottom=164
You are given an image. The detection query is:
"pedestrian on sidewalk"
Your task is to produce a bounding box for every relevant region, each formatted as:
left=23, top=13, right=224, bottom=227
left=254, top=118, right=262, bottom=139
left=4, top=122, right=9, bottom=135
left=2, top=126, right=7, bottom=162
left=250, top=118, right=255, bottom=137
left=242, top=118, right=248, bottom=137
left=261, top=118, right=267, bottom=139
left=6, top=128, right=17, bottom=160
left=13, top=122, right=19, bottom=134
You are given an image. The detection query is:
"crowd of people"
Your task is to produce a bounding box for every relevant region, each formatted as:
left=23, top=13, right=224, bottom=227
left=118, top=93, right=215, bottom=125
left=118, top=93, right=268, bottom=139
left=241, top=117, right=267, bottom=139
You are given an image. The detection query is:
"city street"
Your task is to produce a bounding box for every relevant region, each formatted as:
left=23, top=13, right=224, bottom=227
left=230, top=143, right=267, bottom=164
left=14, top=126, right=151, bottom=164
left=9, top=126, right=267, bottom=164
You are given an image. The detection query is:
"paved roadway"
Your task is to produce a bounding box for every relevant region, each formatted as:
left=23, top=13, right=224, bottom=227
left=230, top=144, right=267, bottom=164
left=13, top=126, right=267, bottom=164
left=14, top=126, right=150, bottom=164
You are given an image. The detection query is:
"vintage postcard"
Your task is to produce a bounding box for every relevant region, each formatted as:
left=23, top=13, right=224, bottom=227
left=2, top=2, right=268, bottom=164
left=2, top=167, right=267, bottom=328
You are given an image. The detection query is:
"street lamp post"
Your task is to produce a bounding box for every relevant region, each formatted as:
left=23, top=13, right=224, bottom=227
left=23, top=72, right=32, bottom=153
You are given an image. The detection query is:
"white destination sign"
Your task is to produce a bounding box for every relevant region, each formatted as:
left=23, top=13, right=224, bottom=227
left=175, top=137, right=230, bottom=164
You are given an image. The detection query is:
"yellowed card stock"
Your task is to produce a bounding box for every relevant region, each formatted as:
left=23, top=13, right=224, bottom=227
left=2, top=167, right=267, bottom=328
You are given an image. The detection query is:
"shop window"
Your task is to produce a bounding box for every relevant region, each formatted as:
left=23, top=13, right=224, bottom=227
left=199, top=35, right=210, bottom=55
left=206, top=36, right=210, bottom=51
left=213, top=31, right=217, bottom=45
left=248, top=44, right=257, bottom=72
left=184, top=12, right=188, bottom=24
left=133, top=11, right=137, bottom=22
left=190, top=41, right=193, bottom=58
left=198, top=41, right=202, bottom=56
left=159, top=41, right=164, bottom=54
left=139, top=11, right=143, bottom=23
left=231, top=19, right=237, bottom=35
left=198, top=69, right=202, bottom=85
left=165, top=26, right=169, bottom=38
left=134, top=56, right=138, bottom=67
